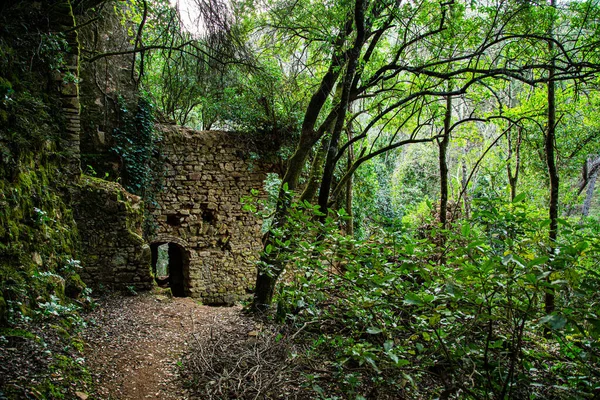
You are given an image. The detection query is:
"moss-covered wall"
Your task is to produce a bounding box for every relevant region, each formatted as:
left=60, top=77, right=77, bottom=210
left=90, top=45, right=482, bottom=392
left=0, top=0, right=85, bottom=324
left=0, top=0, right=148, bottom=324
left=74, top=176, right=152, bottom=291
left=76, top=1, right=139, bottom=179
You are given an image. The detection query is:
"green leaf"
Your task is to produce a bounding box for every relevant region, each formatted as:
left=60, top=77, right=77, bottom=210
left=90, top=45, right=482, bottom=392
left=366, top=327, right=382, bottom=334
left=403, top=293, right=422, bottom=305
left=512, top=193, right=527, bottom=203
left=429, top=313, right=441, bottom=326
left=265, top=244, right=273, bottom=254
left=461, top=223, right=470, bottom=236
left=383, top=340, right=394, bottom=352
left=540, top=314, right=567, bottom=330
left=527, top=257, right=549, bottom=267
left=396, top=359, right=410, bottom=367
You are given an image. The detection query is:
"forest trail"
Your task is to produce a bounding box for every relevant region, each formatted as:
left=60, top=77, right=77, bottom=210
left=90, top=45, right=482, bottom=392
left=83, top=292, right=249, bottom=400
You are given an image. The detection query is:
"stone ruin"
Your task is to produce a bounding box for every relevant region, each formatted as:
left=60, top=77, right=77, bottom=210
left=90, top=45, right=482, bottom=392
left=75, top=125, right=270, bottom=304
left=148, top=125, right=268, bottom=304
left=40, top=1, right=270, bottom=304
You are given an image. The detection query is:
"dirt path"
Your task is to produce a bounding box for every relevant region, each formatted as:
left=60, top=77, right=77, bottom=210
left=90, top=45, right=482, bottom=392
left=83, top=292, right=252, bottom=400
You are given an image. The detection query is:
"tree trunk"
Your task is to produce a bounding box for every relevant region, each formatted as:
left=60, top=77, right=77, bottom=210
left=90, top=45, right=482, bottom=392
left=251, top=10, right=356, bottom=312
left=545, top=0, right=558, bottom=317
left=461, top=160, right=470, bottom=219
left=507, top=127, right=523, bottom=202
left=345, top=131, right=355, bottom=236
left=300, top=138, right=329, bottom=204
left=439, top=94, right=452, bottom=227
left=582, top=160, right=598, bottom=217
left=317, top=0, right=366, bottom=220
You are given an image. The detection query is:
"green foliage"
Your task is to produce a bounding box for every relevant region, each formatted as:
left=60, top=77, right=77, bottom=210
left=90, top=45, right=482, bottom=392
left=112, top=94, right=158, bottom=196
left=110, top=93, right=163, bottom=235
left=353, top=156, right=403, bottom=239
left=265, top=198, right=600, bottom=399
left=0, top=8, right=70, bottom=178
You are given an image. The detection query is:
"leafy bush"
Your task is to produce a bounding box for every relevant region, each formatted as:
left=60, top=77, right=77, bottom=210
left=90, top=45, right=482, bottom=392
left=265, top=197, right=600, bottom=399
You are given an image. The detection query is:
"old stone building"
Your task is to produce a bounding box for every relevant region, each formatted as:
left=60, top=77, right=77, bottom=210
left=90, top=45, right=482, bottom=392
left=10, top=0, right=270, bottom=304
left=149, top=126, right=268, bottom=304
left=74, top=124, right=269, bottom=303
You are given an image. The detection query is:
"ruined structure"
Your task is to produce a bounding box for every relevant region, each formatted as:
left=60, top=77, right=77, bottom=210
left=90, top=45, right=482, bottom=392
left=74, top=125, right=269, bottom=302
left=0, top=0, right=269, bottom=305
left=75, top=176, right=153, bottom=290
left=149, top=126, right=268, bottom=304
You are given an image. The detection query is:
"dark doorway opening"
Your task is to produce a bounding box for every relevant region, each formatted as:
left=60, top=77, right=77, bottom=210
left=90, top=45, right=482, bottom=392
left=150, top=242, right=189, bottom=297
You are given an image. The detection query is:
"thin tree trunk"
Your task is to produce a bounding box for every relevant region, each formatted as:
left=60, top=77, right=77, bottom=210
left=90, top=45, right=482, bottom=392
left=582, top=162, right=598, bottom=217
left=345, top=132, right=355, bottom=236
left=439, top=94, right=452, bottom=227
left=461, top=160, right=470, bottom=219
left=545, top=0, right=558, bottom=317
left=507, top=127, right=523, bottom=201
left=252, top=9, right=356, bottom=312
left=318, top=0, right=366, bottom=219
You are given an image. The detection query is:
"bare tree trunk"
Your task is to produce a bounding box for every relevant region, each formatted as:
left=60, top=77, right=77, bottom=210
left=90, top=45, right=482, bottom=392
left=345, top=132, right=355, bottom=236
left=545, top=0, right=558, bottom=318
left=582, top=159, right=598, bottom=217
left=252, top=8, right=356, bottom=312
left=507, top=127, right=523, bottom=202
left=438, top=94, right=452, bottom=227
left=461, top=160, right=470, bottom=219
left=317, top=0, right=366, bottom=220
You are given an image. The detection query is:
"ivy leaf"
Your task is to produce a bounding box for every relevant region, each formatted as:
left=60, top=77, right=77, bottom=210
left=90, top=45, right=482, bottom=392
left=512, top=193, right=527, bottom=203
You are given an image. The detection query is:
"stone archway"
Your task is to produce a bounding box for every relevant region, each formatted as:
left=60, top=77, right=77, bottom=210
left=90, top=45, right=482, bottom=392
left=150, top=238, right=192, bottom=297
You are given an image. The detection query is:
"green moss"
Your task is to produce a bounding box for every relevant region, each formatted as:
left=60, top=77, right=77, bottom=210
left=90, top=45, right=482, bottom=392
left=1, top=157, right=84, bottom=325
left=0, top=327, right=36, bottom=340
left=0, top=297, right=8, bottom=325
left=128, top=230, right=145, bottom=245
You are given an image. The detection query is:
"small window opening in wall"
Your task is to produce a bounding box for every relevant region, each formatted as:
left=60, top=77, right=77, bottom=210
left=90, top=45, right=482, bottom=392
left=151, top=242, right=188, bottom=297
left=166, top=214, right=181, bottom=226
left=202, top=209, right=216, bottom=224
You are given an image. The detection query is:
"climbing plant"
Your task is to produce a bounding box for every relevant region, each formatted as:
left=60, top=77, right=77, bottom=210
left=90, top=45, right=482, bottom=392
left=111, top=93, right=164, bottom=236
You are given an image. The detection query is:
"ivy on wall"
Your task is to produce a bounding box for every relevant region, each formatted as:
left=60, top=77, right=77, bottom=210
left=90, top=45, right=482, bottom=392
left=111, top=93, right=163, bottom=236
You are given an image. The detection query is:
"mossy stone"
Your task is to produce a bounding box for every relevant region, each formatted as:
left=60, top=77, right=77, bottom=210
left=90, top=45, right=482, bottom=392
left=64, top=274, right=85, bottom=299
left=0, top=296, right=7, bottom=326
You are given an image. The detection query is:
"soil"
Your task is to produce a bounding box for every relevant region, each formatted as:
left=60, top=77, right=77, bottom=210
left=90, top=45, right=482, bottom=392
left=83, top=292, right=255, bottom=400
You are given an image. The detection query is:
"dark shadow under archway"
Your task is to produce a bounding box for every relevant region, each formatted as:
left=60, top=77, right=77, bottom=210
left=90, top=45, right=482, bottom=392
left=150, top=242, right=189, bottom=297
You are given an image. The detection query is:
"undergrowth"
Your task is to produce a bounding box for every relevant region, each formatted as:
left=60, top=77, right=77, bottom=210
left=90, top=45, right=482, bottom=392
left=268, top=197, right=600, bottom=399
left=184, top=194, right=600, bottom=399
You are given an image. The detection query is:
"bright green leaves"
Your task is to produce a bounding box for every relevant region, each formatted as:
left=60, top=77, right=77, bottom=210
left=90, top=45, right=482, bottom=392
left=264, top=190, right=600, bottom=397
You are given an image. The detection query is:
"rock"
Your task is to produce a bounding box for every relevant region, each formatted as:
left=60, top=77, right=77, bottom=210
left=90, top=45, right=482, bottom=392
left=75, top=391, right=89, bottom=400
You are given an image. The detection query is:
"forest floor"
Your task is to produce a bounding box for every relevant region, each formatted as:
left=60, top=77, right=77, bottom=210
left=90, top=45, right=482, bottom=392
left=83, top=291, right=257, bottom=400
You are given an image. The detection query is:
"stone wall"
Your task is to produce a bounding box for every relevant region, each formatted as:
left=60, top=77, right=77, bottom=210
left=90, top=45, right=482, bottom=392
left=76, top=2, right=138, bottom=179
left=150, top=125, right=269, bottom=304
left=75, top=176, right=153, bottom=291
left=50, top=0, right=82, bottom=180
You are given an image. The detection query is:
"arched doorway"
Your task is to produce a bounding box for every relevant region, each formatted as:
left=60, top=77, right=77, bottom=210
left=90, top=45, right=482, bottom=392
left=150, top=242, right=190, bottom=297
